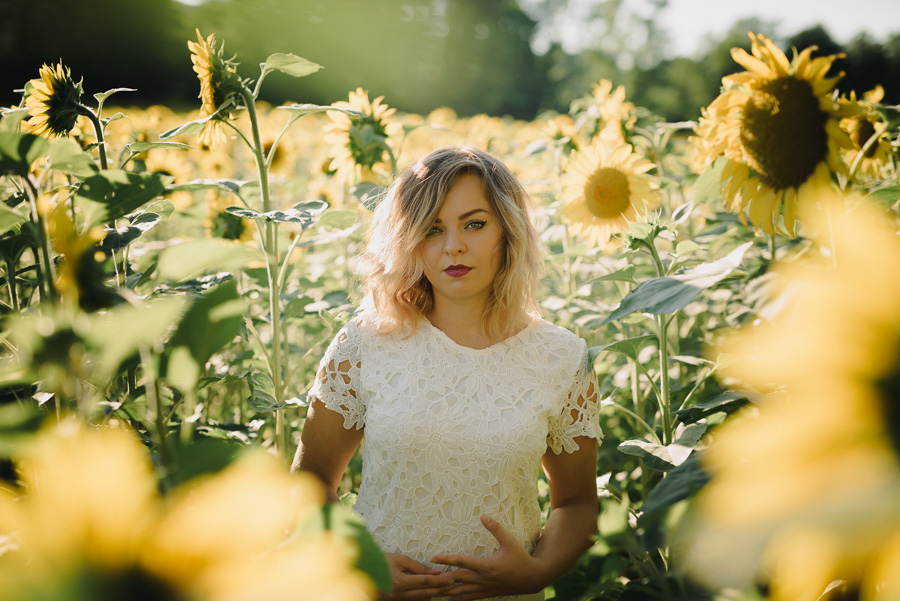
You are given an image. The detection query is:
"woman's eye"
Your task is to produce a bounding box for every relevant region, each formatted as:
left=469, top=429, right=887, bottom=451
left=466, top=220, right=486, bottom=230
left=426, top=226, right=442, bottom=237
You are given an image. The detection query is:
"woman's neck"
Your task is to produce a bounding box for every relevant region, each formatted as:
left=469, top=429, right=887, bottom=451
left=426, top=299, right=494, bottom=349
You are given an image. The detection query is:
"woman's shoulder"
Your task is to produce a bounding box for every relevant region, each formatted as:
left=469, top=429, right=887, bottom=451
left=527, top=318, right=587, bottom=350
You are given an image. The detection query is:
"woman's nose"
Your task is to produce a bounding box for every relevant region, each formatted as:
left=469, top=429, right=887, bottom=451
left=444, top=231, right=465, bottom=255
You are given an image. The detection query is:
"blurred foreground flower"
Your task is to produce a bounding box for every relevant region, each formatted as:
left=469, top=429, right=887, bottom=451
left=188, top=29, right=243, bottom=149
left=682, top=190, right=900, bottom=601
left=0, top=420, right=374, bottom=601
left=324, top=87, right=400, bottom=183
left=691, top=33, right=858, bottom=236
left=560, top=140, right=660, bottom=248
left=24, top=61, right=84, bottom=138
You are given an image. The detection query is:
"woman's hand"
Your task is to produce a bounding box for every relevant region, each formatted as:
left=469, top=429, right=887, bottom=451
left=429, top=515, right=550, bottom=601
left=379, top=552, right=458, bottom=601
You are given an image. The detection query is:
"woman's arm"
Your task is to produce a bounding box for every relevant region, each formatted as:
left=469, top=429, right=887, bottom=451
left=291, top=397, right=363, bottom=503
left=429, top=436, right=598, bottom=600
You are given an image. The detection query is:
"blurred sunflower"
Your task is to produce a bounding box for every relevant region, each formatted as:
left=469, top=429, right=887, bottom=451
left=0, top=419, right=374, bottom=601
left=587, top=79, right=636, bottom=144
left=545, top=114, right=579, bottom=154
left=187, top=29, right=243, bottom=149
left=206, top=190, right=255, bottom=242
left=691, top=32, right=859, bottom=236
left=46, top=195, right=105, bottom=306
left=144, top=149, right=195, bottom=210
left=839, top=86, right=894, bottom=182
left=324, top=87, right=400, bottom=182
left=24, top=61, right=84, bottom=138
left=683, top=190, right=900, bottom=601
left=560, top=140, right=660, bottom=247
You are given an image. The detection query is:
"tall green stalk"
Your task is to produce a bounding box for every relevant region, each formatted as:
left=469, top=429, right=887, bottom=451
left=643, top=237, right=674, bottom=446
left=240, top=86, right=287, bottom=463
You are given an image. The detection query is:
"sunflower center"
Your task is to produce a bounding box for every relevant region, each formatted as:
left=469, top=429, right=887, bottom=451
left=740, top=76, right=829, bottom=190
left=584, top=167, right=631, bottom=219
left=848, top=115, right=879, bottom=158
left=875, top=341, right=900, bottom=458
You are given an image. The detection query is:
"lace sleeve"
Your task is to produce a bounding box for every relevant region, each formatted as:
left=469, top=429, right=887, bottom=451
left=307, top=320, right=365, bottom=430
left=547, top=340, right=602, bottom=454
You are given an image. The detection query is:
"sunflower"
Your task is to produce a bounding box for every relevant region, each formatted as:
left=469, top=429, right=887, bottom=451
left=682, top=190, right=900, bottom=601
left=691, top=32, right=860, bottom=236
left=840, top=86, right=894, bottom=182
left=560, top=140, right=660, bottom=247
left=587, top=79, right=636, bottom=144
left=323, top=87, right=401, bottom=182
left=187, top=29, right=242, bottom=149
left=24, top=62, right=84, bottom=138
left=144, top=149, right=196, bottom=210
left=0, top=419, right=374, bottom=601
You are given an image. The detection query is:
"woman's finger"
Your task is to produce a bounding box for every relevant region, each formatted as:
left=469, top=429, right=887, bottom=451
left=479, top=514, right=517, bottom=548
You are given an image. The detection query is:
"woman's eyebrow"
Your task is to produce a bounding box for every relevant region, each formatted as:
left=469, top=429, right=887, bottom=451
left=434, top=208, right=489, bottom=224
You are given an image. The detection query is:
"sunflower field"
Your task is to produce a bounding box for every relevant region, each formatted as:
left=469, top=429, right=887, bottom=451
left=1, top=27, right=900, bottom=601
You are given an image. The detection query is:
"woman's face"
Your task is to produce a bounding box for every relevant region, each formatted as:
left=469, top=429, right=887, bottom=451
left=420, top=174, right=503, bottom=312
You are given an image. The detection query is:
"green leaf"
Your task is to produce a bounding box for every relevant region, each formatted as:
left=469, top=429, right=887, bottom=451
left=676, top=389, right=752, bottom=424
left=76, top=170, right=170, bottom=227
left=225, top=206, right=265, bottom=220
left=294, top=503, right=392, bottom=593
left=0, top=107, right=31, bottom=132
left=317, top=209, right=358, bottom=229
left=168, top=178, right=246, bottom=195
left=49, top=138, right=99, bottom=177
left=127, top=141, right=193, bottom=155
left=674, top=240, right=701, bottom=257
left=350, top=182, right=384, bottom=211
left=586, top=265, right=637, bottom=286
left=93, top=87, right=136, bottom=113
left=693, top=156, right=726, bottom=205
left=247, top=370, right=284, bottom=412
left=157, top=239, right=262, bottom=282
left=101, top=211, right=164, bottom=252
left=159, top=101, right=235, bottom=140
left=866, top=186, right=900, bottom=208
left=617, top=421, right=708, bottom=471
left=261, top=53, right=322, bottom=78
left=264, top=199, right=329, bottom=226
left=588, top=334, right=656, bottom=364
left=0, top=132, right=49, bottom=176
left=637, top=453, right=709, bottom=527
left=278, top=103, right=362, bottom=126
left=162, top=279, right=246, bottom=390
left=86, top=296, right=187, bottom=380
left=604, top=242, right=752, bottom=323
left=144, top=199, right=176, bottom=220
left=0, top=204, right=26, bottom=236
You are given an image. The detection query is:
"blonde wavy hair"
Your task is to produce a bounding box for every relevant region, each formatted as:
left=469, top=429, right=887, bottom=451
left=359, top=146, right=543, bottom=339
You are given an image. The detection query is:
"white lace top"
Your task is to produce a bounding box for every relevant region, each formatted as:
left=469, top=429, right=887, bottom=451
left=308, top=316, right=601, bottom=601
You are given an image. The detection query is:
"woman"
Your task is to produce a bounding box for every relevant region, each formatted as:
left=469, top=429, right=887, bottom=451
left=293, top=146, right=601, bottom=601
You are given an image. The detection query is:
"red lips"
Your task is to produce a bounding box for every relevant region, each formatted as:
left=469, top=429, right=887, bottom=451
left=444, top=265, right=472, bottom=277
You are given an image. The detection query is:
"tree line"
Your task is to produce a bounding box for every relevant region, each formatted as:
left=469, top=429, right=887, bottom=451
left=3, top=0, right=899, bottom=121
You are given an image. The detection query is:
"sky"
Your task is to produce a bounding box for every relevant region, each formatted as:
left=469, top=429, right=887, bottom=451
left=660, top=0, right=900, bottom=57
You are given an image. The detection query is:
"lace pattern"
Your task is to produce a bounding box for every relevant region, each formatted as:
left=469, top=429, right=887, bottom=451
left=308, top=317, right=601, bottom=601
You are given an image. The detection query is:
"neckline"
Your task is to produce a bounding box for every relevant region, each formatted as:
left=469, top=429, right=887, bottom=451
left=423, top=316, right=540, bottom=352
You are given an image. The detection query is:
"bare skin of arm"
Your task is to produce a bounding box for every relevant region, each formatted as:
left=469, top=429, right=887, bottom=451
left=430, top=434, right=599, bottom=601
left=293, top=394, right=457, bottom=601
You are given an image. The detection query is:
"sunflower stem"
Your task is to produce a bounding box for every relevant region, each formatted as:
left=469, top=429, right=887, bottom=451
left=23, top=177, right=57, bottom=303
left=643, top=237, right=674, bottom=446
left=240, top=85, right=287, bottom=464
left=77, top=104, right=108, bottom=171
